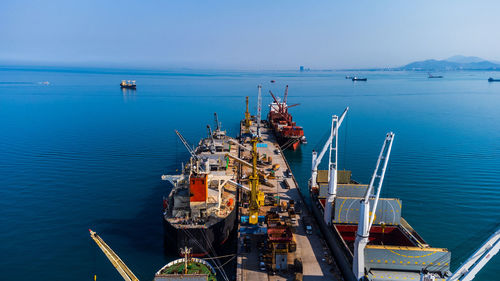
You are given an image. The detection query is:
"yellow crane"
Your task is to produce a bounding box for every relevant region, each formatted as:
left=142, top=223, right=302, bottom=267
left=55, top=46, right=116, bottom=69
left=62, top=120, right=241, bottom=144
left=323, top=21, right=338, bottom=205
left=248, top=138, right=261, bottom=224
left=244, top=96, right=252, bottom=132
left=89, top=229, right=139, bottom=281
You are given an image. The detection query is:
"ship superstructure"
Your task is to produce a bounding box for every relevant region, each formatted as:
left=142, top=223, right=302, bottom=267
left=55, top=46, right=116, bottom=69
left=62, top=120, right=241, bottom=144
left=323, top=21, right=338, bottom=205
left=162, top=113, right=238, bottom=257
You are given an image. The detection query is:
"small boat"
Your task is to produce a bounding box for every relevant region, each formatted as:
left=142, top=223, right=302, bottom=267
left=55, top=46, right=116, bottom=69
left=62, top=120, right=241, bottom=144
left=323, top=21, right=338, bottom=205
left=345, top=76, right=353, bottom=79
left=428, top=73, right=443, bottom=78
left=352, top=77, right=367, bottom=81
left=270, top=80, right=276, bottom=83
left=488, top=77, right=500, bottom=82
left=120, top=80, right=136, bottom=89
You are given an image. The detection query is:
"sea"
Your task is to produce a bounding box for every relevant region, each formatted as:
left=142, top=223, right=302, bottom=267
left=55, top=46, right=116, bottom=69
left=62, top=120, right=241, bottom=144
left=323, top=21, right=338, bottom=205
left=0, top=66, right=499, bottom=281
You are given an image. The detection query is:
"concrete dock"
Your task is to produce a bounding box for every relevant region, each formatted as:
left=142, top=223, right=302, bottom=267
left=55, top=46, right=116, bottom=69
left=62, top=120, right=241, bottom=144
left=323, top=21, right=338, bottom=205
left=235, top=120, right=341, bottom=281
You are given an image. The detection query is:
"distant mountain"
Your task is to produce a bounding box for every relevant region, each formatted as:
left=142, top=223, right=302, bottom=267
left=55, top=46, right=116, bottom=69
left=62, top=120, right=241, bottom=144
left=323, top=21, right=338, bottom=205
left=398, top=55, right=500, bottom=71
left=445, top=55, right=485, bottom=64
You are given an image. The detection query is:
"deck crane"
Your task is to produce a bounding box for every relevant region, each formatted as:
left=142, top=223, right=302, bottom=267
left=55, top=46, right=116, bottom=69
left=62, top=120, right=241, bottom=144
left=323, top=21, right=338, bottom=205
left=224, top=152, right=268, bottom=178
left=214, top=112, right=220, bottom=131
left=444, top=228, right=500, bottom=281
left=283, top=85, right=289, bottom=104
left=175, top=130, right=198, bottom=160
left=206, top=125, right=216, bottom=153
left=89, top=229, right=139, bottom=281
left=268, top=90, right=300, bottom=122
left=353, top=132, right=395, bottom=280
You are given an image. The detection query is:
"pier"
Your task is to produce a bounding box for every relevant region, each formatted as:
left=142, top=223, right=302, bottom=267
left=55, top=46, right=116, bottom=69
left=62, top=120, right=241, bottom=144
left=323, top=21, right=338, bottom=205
left=234, top=118, right=340, bottom=281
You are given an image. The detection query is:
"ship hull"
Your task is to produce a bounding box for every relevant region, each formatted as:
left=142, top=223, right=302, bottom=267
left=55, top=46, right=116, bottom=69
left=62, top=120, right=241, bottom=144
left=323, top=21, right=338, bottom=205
left=163, top=206, right=237, bottom=257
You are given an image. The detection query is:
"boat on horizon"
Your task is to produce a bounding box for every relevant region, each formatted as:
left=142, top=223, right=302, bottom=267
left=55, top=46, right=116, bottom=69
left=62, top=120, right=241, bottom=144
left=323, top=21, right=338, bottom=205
left=120, top=80, right=136, bottom=89
left=352, top=77, right=367, bottom=81
left=488, top=77, right=500, bottom=82
left=428, top=73, right=443, bottom=78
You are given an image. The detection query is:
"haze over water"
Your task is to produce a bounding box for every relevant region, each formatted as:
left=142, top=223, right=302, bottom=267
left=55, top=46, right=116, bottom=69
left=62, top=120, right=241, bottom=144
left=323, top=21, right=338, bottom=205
left=0, top=67, right=499, bottom=280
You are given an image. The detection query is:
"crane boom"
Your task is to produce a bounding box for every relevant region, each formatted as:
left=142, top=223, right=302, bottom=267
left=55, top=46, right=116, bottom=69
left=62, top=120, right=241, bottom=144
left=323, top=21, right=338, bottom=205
left=89, top=229, right=139, bottom=281
left=283, top=85, right=289, bottom=104
left=447, top=228, right=500, bottom=281
left=225, top=153, right=268, bottom=178
left=214, top=112, right=220, bottom=130
left=310, top=107, right=349, bottom=189
left=175, top=130, right=197, bottom=160
left=353, top=132, right=394, bottom=280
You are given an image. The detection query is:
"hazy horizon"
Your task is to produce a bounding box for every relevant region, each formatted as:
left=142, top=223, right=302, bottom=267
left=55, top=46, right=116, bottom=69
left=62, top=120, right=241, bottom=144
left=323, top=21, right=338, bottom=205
left=2, top=0, right=500, bottom=69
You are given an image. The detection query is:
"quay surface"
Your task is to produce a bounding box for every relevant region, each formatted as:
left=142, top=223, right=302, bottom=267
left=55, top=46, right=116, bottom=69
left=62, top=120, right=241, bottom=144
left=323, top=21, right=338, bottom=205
left=235, top=120, right=340, bottom=281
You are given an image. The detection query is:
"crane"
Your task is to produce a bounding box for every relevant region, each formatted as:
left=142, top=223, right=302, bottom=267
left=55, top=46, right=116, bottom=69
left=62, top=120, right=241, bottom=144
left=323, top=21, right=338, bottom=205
left=445, top=228, right=500, bottom=281
left=244, top=96, right=251, bottom=132
left=248, top=137, right=261, bottom=224
left=89, top=229, right=139, bottom=281
left=224, top=152, right=268, bottom=178
left=283, top=85, right=289, bottom=104
left=214, top=112, right=220, bottom=131
left=175, top=130, right=198, bottom=160
left=257, top=85, right=262, bottom=137
left=309, top=107, right=349, bottom=191
left=352, top=132, right=394, bottom=280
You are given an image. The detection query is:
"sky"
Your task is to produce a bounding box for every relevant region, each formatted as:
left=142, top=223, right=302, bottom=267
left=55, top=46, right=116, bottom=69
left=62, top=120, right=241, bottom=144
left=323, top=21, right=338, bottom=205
left=1, top=0, right=500, bottom=69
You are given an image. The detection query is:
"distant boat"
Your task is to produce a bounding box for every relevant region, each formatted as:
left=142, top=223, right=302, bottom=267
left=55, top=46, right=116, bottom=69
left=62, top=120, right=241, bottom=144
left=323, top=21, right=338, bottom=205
left=345, top=76, right=353, bottom=79
left=488, top=77, right=500, bottom=82
left=428, top=73, right=443, bottom=78
left=352, top=77, right=367, bottom=81
left=270, top=80, right=276, bottom=83
left=120, top=80, right=136, bottom=89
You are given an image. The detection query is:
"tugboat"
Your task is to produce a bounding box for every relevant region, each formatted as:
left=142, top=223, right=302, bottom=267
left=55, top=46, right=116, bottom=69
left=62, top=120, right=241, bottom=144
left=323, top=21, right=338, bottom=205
left=162, top=113, right=238, bottom=257
left=267, top=85, right=306, bottom=150
left=120, top=80, right=136, bottom=89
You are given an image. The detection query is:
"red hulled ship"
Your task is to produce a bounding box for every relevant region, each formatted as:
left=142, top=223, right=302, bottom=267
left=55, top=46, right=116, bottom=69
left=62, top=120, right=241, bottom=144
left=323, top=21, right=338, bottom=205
left=267, top=85, right=306, bottom=150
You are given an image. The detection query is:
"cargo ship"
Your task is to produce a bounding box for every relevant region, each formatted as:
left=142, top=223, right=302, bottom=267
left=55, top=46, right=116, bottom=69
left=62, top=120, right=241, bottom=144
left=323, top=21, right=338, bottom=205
left=267, top=85, right=306, bottom=150
left=161, top=113, right=238, bottom=257
left=308, top=108, right=500, bottom=281
left=120, top=80, right=136, bottom=89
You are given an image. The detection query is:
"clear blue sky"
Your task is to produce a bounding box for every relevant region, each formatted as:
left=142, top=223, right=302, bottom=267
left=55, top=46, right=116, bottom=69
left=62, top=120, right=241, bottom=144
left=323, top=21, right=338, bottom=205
left=1, top=0, right=499, bottom=69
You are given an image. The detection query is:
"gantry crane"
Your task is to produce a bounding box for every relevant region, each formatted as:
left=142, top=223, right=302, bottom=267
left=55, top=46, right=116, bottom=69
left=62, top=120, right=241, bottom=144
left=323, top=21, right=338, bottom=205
left=89, top=229, right=139, bottom=281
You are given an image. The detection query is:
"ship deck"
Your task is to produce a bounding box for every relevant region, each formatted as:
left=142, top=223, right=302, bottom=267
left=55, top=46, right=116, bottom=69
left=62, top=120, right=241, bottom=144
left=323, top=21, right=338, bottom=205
left=236, top=121, right=340, bottom=281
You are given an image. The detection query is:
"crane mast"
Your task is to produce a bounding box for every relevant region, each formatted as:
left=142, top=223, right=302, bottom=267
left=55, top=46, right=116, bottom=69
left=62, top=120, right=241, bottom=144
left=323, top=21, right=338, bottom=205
left=89, top=229, right=139, bottom=281
left=353, top=132, right=394, bottom=280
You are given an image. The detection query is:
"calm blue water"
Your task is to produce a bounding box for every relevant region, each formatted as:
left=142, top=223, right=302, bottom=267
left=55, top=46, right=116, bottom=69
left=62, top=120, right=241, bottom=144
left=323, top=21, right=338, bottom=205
left=0, top=67, right=499, bottom=280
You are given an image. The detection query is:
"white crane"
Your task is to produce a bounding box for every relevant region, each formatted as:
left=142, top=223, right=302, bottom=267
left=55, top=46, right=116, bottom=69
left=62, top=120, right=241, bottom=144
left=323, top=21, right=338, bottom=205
left=308, top=107, right=349, bottom=225
left=445, top=228, right=500, bottom=281
left=353, top=132, right=395, bottom=280
left=175, top=130, right=198, bottom=160
left=257, top=85, right=262, bottom=137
